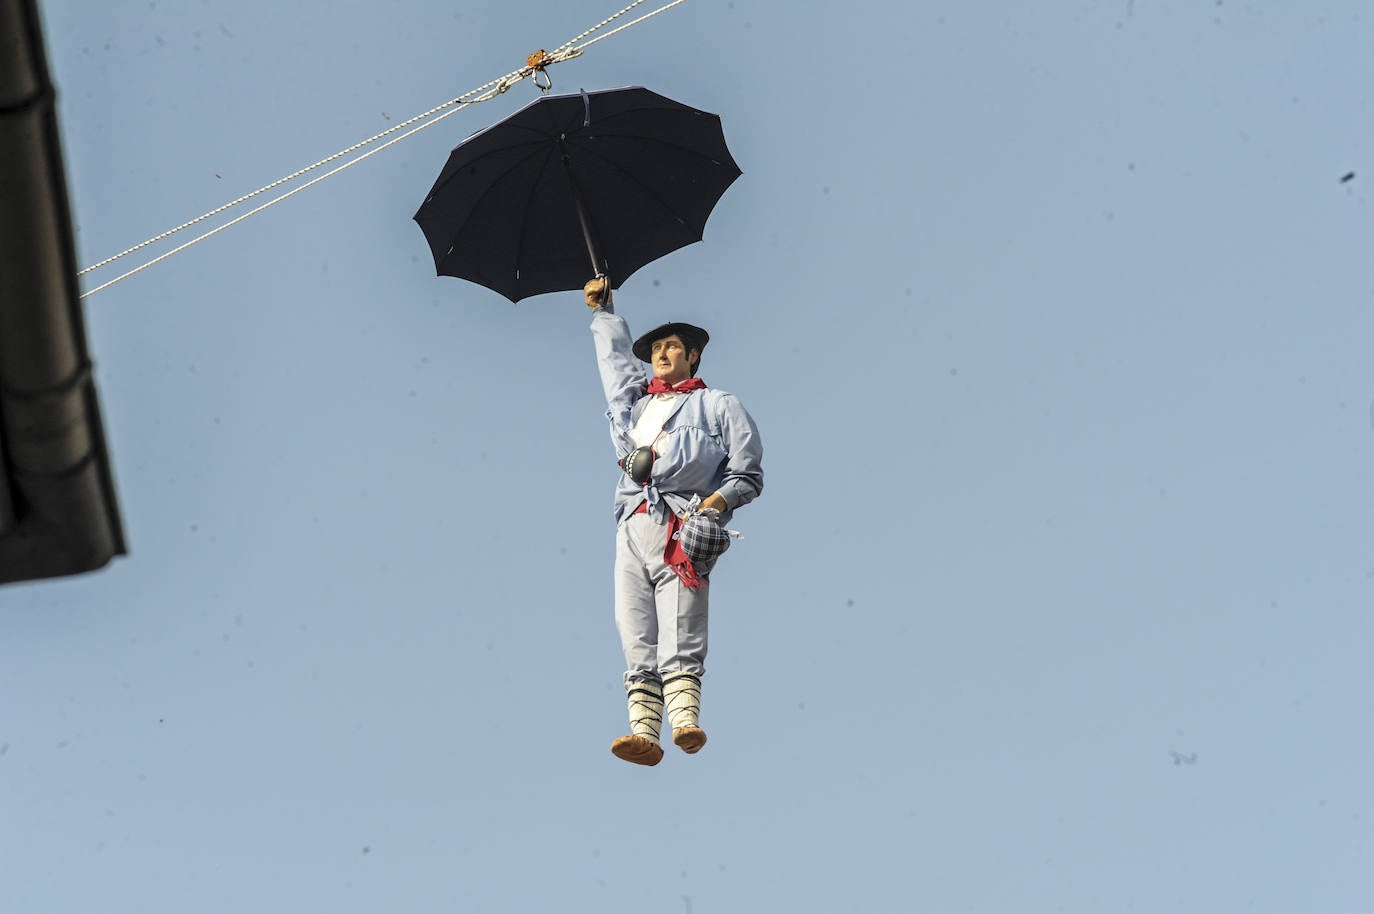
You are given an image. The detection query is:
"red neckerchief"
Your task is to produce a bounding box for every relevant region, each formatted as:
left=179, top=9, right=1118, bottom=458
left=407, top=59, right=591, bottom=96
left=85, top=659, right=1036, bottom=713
left=646, top=377, right=707, bottom=395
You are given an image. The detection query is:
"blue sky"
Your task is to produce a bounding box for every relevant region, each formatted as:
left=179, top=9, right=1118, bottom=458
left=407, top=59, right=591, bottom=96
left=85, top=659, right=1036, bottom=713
left=4, top=2, right=1372, bottom=912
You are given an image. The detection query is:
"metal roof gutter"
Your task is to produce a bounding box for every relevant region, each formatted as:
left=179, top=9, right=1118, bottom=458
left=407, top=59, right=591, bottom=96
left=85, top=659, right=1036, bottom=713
left=0, top=0, right=126, bottom=586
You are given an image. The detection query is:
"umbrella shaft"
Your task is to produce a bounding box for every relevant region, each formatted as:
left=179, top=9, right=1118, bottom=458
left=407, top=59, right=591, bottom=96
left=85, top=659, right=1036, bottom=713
left=559, top=141, right=605, bottom=279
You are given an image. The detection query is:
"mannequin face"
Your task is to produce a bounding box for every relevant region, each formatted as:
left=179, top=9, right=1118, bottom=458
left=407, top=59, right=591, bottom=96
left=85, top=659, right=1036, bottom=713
left=650, top=335, right=699, bottom=385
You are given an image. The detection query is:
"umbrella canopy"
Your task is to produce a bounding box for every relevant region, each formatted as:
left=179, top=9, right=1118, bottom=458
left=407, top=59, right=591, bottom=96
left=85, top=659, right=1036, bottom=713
left=414, top=86, right=741, bottom=303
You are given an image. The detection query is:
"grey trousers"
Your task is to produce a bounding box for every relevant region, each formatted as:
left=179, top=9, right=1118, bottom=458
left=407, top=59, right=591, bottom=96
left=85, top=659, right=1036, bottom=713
left=614, top=512, right=710, bottom=688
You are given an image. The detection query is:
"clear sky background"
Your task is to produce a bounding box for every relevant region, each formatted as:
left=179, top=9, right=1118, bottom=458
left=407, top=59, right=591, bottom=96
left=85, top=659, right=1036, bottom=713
left=4, top=1, right=1372, bottom=912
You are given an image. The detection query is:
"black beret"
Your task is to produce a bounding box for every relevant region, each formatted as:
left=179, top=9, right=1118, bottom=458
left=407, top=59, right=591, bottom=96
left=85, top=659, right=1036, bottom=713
left=631, top=322, right=710, bottom=363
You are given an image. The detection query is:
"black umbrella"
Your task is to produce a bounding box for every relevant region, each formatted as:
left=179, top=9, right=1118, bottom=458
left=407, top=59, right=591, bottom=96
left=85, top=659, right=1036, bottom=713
left=413, top=86, right=741, bottom=303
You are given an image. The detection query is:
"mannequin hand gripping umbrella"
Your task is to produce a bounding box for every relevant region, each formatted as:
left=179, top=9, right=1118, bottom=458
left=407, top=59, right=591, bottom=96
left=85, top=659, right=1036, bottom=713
left=415, top=87, right=762, bottom=768
left=413, top=86, right=741, bottom=301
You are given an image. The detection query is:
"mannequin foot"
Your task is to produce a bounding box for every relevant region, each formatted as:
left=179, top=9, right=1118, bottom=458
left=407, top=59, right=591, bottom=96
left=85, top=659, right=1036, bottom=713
left=611, top=734, right=664, bottom=766
left=672, top=727, right=707, bottom=754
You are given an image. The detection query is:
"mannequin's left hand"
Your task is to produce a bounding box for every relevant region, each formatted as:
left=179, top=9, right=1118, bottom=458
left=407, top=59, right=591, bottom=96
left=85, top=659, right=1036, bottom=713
left=697, top=492, right=728, bottom=515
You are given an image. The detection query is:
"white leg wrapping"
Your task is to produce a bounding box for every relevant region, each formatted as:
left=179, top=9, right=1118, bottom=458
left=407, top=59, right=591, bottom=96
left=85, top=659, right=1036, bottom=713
left=663, top=672, right=702, bottom=732
left=627, top=680, right=664, bottom=743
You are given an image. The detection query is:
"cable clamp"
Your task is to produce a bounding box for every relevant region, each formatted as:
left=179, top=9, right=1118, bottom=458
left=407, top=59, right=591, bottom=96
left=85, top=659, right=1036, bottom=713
left=527, top=49, right=555, bottom=92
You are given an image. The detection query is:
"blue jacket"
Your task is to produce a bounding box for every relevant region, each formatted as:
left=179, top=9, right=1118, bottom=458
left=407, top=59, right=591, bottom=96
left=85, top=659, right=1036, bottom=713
left=591, top=306, right=764, bottom=526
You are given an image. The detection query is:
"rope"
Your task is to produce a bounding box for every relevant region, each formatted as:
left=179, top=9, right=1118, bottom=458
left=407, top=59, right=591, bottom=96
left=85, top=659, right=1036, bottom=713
left=564, top=0, right=687, bottom=54
left=80, top=98, right=481, bottom=299
left=77, top=70, right=526, bottom=279
left=550, top=0, right=651, bottom=55
left=78, top=0, right=688, bottom=298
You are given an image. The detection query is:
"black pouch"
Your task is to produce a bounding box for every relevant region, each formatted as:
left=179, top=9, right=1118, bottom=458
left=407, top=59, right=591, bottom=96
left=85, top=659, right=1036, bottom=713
left=619, top=445, right=655, bottom=485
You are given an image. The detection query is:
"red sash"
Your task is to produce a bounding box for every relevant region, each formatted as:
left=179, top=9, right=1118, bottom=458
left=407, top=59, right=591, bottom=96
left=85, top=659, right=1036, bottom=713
left=631, top=501, right=702, bottom=590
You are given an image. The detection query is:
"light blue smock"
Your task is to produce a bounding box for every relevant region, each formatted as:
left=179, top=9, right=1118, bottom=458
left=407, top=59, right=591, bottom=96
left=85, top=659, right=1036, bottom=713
left=590, top=305, right=764, bottom=528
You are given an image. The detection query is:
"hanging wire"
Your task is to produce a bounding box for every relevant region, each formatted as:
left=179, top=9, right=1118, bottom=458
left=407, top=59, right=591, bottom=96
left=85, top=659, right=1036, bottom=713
left=78, top=0, right=688, bottom=298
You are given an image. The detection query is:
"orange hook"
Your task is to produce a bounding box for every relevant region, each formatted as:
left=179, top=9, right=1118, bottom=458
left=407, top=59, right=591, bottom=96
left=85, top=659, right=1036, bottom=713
left=526, top=49, right=555, bottom=92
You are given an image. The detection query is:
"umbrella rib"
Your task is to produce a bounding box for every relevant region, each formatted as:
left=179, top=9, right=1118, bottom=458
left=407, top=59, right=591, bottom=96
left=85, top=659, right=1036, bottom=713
left=582, top=127, right=737, bottom=169
left=426, top=137, right=549, bottom=200
left=433, top=142, right=558, bottom=274
left=568, top=139, right=717, bottom=235
left=511, top=144, right=566, bottom=296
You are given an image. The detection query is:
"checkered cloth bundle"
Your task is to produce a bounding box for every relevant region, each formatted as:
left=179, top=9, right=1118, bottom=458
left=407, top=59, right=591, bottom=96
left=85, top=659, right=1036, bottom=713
left=674, top=495, right=740, bottom=567
left=676, top=512, right=732, bottom=565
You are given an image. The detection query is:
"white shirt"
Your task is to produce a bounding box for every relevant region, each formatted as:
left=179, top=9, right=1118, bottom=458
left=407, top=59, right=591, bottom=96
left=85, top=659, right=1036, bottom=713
left=629, top=390, right=681, bottom=450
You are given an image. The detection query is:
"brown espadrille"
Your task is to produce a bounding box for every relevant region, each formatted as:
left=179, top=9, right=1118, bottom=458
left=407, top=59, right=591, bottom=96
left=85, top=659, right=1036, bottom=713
left=610, top=734, right=664, bottom=766
left=672, top=727, right=707, bottom=754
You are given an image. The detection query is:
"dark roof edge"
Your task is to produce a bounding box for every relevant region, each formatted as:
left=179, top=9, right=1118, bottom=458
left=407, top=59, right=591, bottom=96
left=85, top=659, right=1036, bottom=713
left=0, top=0, right=127, bottom=586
